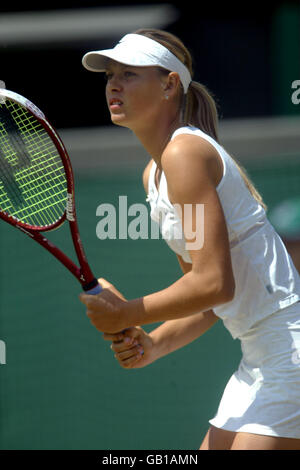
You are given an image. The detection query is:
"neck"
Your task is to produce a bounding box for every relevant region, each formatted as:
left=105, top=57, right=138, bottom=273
left=132, top=113, right=182, bottom=168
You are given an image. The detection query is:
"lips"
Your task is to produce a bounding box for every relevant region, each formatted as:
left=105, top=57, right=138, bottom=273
left=109, top=98, right=123, bottom=107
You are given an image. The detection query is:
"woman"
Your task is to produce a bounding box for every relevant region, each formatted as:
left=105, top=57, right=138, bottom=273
left=80, top=29, right=300, bottom=450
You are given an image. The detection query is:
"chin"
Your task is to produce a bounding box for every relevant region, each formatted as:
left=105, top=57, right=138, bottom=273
left=110, top=113, right=124, bottom=123
left=111, top=115, right=131, bottom=129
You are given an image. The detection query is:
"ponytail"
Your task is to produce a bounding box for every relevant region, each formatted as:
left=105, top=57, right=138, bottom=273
left=183, top=82, right=267, bottom=209
left=184, top=81, right=219, bottom=142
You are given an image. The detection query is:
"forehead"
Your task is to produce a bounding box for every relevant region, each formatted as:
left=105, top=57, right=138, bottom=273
left=105, top=59, right=164, bottom=75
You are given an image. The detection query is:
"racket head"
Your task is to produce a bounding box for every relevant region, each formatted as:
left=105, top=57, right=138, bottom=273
left=0, top=89, right=101, bottom=293
left=0, top=89, right=75, bottom=232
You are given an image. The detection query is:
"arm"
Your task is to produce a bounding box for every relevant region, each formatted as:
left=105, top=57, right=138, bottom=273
left=80, top=135, right=235, bottom=333
left=130, top=136, right=234, bottom=325
left=149, top=309, right=219, bottom=360
left=104, top=255, right=219, bottom=369
left=151, top=254, right=218, bottom=359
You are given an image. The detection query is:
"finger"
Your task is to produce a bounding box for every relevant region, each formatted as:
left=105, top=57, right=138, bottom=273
left=115, top=345, right=144, bottom=360
left=122, top=327, right=142, bottom=341
left=79, top=293, right=102, bottom=307
left=114, top=330, right=142, bottom=349
left=111, top=338, right=139, bottom=353
left=118, top=352, right=144, bottom=369
left=86, top=309, right=98, bottom=322
left=103, top=332, right=125, bottom=342
left=103, top=327, right=136, bottom=342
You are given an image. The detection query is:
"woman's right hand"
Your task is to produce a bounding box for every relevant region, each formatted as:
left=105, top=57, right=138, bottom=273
left=103, top=327, right=155, bottom=369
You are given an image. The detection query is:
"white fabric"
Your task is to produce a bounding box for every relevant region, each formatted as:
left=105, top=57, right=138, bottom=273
left=209, top=301, right=300, bottom=438
left=82, top=33, right=192, bottom=93
left=146, top=125, right=300, bottom=339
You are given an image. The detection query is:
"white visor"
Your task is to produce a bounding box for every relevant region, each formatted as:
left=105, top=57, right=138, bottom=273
left=82, top=33, right=192, bottom=94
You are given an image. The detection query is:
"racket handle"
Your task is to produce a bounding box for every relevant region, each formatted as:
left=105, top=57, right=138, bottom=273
left=83, top=278, right=103, bottom=295
left=85, top=283, right=103, bottom=295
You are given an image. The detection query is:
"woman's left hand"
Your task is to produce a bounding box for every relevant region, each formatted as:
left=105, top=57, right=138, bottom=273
left=79, top=278, right=128, bottom=333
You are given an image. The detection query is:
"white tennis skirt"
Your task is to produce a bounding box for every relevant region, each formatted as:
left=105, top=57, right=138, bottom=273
left=209, top=301, right=300, bottom=439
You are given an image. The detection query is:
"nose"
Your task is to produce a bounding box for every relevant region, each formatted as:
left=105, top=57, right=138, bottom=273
left=106, top=75, right=123, bottom=93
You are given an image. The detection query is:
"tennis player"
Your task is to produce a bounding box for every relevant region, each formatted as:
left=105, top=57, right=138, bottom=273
left=80, top=29, right=300, bottom=450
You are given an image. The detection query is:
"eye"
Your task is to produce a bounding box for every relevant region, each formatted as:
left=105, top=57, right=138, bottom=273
left=124, top=71, right=136, bottom=78
left=104, top=72, right=113, bottom=81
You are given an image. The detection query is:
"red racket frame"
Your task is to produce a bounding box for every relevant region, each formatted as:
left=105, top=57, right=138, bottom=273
left=0, top=89, right=100, bottom=292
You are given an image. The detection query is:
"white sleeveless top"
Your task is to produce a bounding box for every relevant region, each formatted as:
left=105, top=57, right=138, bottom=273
left=146, top=126, right=300, bottom=338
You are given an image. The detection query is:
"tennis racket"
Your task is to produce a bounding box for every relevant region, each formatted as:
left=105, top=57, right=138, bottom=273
left=0, top=88, right=102, bottom=295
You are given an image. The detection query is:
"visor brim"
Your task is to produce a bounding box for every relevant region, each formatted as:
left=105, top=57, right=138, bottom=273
left=82, top=49, right=158, bottom=72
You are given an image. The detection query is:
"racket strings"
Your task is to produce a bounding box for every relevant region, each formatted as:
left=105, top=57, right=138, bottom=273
left=0, top=100, right=67, bottom=227
left=9, top=106, right=64, bottom=225
left=10, top=112, right=65, bottom=224
left=0, top=123, right=61, bottom=227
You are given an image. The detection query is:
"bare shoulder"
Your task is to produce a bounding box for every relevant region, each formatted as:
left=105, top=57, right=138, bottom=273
left=142, top=159, right=154, bottom=194
left=161, top=133, right=223, bottom=202
left=162, top=133, right=222, bottom=185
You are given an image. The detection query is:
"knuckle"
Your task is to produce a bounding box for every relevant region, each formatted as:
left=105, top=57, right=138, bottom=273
left=111, top=343, right=122, bottom=353
left=121, top=362, right=130, bottom=369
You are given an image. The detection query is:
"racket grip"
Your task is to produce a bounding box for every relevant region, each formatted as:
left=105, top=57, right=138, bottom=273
left=83, top=278, right=103, bottom=295
left=85, top=283, right=103, bottom=295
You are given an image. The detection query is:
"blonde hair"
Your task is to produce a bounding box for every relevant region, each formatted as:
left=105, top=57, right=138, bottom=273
left=134, top=28, right=267, bottom=210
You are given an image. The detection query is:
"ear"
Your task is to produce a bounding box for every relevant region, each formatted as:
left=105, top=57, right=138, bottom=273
left=164, top=72, right=181, bottom=96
